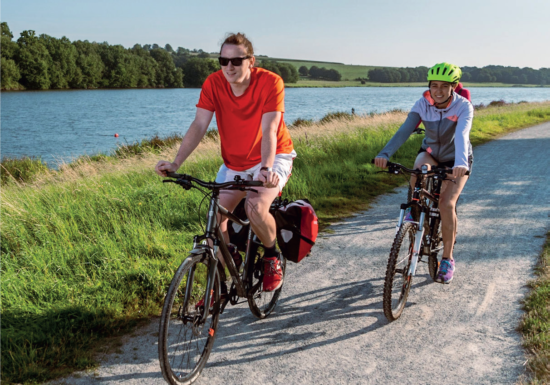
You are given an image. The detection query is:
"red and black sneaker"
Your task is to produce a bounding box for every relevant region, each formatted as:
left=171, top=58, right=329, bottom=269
left=263, top=254, right=283, bottom=292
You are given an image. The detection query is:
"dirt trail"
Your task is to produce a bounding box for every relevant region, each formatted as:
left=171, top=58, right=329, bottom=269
left=51, top=122, right=550, bottom=384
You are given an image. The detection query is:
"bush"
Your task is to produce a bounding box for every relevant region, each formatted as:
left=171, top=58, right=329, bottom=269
left=258, top=60, right=299, bottom=83
left=1, top=156, right=51, bottom=185
left=290, top=118, right=314, bottom=127
left=319, top=111, right=353, bottom=124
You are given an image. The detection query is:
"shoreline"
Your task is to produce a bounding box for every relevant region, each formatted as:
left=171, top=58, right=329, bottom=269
left=3, top=83, right=550, bottom=92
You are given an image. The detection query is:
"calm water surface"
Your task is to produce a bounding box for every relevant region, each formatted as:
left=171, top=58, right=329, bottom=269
left=2, top=87, right=550, bottom=165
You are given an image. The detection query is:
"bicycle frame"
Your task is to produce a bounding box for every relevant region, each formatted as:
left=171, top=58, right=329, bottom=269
left=393, top=165, right=444, bottom=277
left=184, top=189, right=259, bottom=324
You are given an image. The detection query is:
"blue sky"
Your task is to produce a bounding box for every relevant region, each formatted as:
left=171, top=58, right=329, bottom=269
left=2, top=0, right=549, bottom=69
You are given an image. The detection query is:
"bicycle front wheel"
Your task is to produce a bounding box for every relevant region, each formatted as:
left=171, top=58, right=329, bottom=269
left=247, top=245, right=286, bottom=319
left=159, top=254, right=221, bottom=385
left=383, top=221, right=416, bottom=321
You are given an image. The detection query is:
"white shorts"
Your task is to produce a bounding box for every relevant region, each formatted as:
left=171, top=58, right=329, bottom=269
left=215, top=150, right=297, bottom=192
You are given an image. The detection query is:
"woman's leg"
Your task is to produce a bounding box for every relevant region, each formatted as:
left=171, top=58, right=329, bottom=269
left=411, top=152, right=438, bottom=189
left=439, top=175, right=469, bottom=260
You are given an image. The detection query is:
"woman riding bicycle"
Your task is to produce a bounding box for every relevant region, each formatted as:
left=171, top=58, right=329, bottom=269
left=374, top=62, right=473, bottom=284
left=155, top=32, right=296, bottom=292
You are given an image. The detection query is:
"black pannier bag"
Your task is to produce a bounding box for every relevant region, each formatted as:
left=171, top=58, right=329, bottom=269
left=272, top=198, right=318, bottom=263
left=227, top=198, right=249, bottom=252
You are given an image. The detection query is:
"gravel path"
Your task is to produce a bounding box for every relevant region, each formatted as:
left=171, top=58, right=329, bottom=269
left=51, top=122, right=550, bottom=385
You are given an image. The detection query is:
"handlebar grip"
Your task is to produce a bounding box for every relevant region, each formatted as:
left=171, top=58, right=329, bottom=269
left=166, top=172, right=185, bottom=179
left=247, top=181, right=264, bottom=187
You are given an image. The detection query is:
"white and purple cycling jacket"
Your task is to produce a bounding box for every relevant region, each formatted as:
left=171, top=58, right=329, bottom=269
left=377, top=91, right=474, bottom=170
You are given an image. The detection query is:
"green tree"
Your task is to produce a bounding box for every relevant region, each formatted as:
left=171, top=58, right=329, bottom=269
left=96, top=43, right=141, bottom=88
left=72, top=40, right=105, bottom=88
left=39, top=34, right=78, bottom=88
left=183, top=57, right=219, bottom=87
left=258, top=60, right=299, bottom=83
left=15, top=30, right=52, bottom=89
left=150, top=48, right=183, bottom=87
left=298, top=65, right=308, bottom=76
left=1, top=57, right=21, bottom=89
left=1, top=21, right=13, bottom=39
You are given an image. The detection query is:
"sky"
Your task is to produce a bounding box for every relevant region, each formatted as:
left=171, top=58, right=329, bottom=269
left=2, top=0, right=549, bottom=69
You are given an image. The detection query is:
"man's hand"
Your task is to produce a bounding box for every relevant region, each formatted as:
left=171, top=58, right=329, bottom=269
left=155, top=161, right=179, bottom=177
left=452, top=166, right=468, bottom=178
left=258, top=169, right=279, bottom=188
left=374, top=157, right=388, bottom=169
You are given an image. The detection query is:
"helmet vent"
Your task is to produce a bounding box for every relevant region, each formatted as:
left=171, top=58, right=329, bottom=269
left=442, top=68, right=448, bottom=75
left=436, top=67, right=440, bottom=75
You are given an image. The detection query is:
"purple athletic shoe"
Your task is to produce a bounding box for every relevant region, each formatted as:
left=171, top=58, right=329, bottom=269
left=436, top=259, right=455, bottom=284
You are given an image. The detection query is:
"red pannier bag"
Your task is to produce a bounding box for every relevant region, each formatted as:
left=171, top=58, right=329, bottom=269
left=273, top=199, right=318, bottom=263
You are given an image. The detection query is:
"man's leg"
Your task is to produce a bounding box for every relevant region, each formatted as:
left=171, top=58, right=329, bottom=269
left=245, top=186, right=282, bottom=291
left=244, top=187, right=280, bottom=247
left=216, top=190, right=247, bottom=267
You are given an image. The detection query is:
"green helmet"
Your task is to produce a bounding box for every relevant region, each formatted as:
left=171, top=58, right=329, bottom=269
left=427, top=62, right=462, bottom=83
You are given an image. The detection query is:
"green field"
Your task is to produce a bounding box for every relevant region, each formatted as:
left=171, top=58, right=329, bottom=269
left=261, top=57, right=378, bottom=81
left=2, top=102, right=550, bottom=383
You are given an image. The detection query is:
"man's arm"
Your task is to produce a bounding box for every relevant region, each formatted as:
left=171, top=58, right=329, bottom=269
left=258, top=111, right=281, bottom=188
left=155, top=108, right=214, bottom=176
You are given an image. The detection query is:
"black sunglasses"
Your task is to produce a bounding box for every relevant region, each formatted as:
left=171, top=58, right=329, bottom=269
left=218, top=56, right=251, bottom=66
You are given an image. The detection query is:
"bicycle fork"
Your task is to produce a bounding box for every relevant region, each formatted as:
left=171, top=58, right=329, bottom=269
left=407, top=211, right=426, bottom=277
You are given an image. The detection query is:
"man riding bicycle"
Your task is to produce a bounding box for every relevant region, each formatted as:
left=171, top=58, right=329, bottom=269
left=155, top=32, right=295, bottom=292
left=374, top=62, right=473, bottom=284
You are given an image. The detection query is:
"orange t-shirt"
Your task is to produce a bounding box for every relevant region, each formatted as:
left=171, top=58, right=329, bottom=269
left=196, top=67, right=294, bottom=171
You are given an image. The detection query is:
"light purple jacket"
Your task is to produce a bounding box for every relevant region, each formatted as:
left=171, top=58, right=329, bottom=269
left=377, top=91, right=474, bottom=169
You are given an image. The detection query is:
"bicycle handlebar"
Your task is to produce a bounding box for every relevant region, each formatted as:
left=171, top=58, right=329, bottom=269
left=164, top=172, right=264, bottom=190
left=370, top=159, right=470, bottom=176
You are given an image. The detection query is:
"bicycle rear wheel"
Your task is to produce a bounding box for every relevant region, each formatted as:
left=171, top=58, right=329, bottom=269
left=159, top=254, right=221, bottom=385
left=383, top=221, right=416, bottom=321
left=247, top=244, right=286, bottom=319
left=425, top=178, right=442, bottom=281
left=428, top=216, right=442, bottom=280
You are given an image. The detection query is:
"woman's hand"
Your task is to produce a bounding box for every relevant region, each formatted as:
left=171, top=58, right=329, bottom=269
left=452, top=166, right=468, bottom=178
left=258, top=169, right=279, bottom=188
left=374, top=157, right=388, bottom=169
left=155, top=161, right=179, bottom=177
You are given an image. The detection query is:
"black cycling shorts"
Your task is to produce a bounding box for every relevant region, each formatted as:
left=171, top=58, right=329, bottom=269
left=417, top=147, right=474, bottom=173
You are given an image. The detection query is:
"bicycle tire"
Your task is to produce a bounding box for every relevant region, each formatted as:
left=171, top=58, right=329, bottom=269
left=247, top=245, right=286, bottom=319
left=383, top=221, right=416, bottom=321
left=159, top=254, right=221, bottom=385
left=425, top=178, right=442, bottom=281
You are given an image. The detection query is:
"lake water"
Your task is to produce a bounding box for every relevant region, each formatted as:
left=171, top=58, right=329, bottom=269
left=2, top=87, right=550, bottom=165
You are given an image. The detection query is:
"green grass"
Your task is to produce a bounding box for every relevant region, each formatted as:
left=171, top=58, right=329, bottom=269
left=2, top=101, right=550, bottom=383
left=520, top=233, right=550, bottom=384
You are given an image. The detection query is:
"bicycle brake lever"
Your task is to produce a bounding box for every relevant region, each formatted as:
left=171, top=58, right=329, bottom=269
left=249, top=188, right=259, bottom=194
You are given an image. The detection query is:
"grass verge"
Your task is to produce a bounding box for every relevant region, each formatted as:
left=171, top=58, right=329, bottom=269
left=1, top=101, right=550, bottom=383
left=520, top=233, right=550, bottom=384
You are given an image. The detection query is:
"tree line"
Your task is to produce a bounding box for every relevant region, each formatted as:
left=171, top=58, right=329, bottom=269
left=367, top=65, right=550, bottom=85
left=1, top=22, right=224, bottom=90
left=299, top=65, right=342, bottom=81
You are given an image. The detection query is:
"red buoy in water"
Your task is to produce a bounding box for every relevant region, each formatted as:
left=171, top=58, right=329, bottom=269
left=114, top=133, right=119, bottom=138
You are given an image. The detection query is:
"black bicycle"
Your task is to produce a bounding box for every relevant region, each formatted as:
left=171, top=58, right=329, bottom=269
left=378, top=161, right=468, bottom=321
left=158, top=173, right=286, bottom=384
